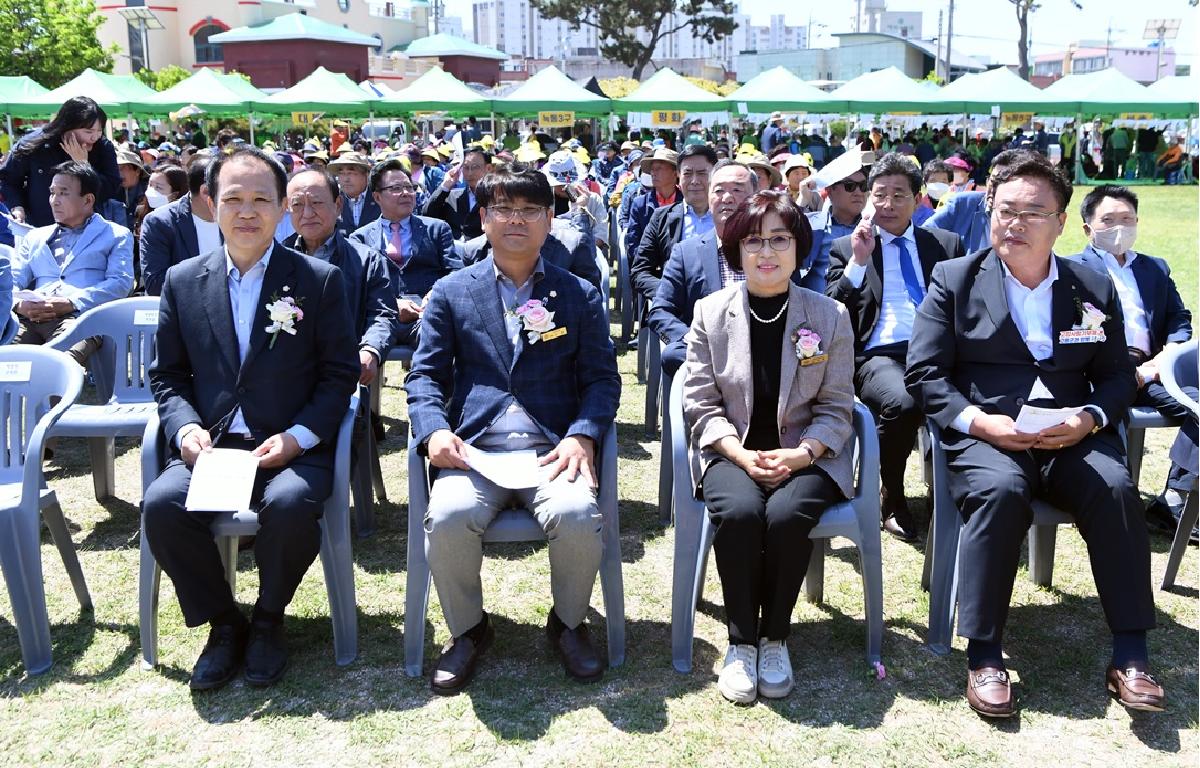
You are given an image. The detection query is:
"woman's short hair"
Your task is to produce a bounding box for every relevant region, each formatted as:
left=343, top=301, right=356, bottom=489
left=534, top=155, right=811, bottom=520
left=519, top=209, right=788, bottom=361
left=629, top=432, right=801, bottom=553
left=719, top=190, right=813, bottom=272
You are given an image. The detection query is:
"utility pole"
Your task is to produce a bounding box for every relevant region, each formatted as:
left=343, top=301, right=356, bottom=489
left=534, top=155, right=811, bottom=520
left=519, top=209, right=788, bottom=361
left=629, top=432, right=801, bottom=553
left=944, top=0, right=955, bottom=83
left=935, top=10, right=944, bottom=81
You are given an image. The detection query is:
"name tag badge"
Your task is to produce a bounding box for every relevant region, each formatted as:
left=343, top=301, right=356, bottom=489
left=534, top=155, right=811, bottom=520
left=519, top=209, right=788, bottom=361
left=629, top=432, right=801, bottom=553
left=133, top=309, right=159, bottom=326
left=800, top=353, right=829, bottom=367
left=0, top=361, right=33, bottom=382
left=540, top=327, right=567, bottom=342
left=1059, top=329, right=1106, bottom=344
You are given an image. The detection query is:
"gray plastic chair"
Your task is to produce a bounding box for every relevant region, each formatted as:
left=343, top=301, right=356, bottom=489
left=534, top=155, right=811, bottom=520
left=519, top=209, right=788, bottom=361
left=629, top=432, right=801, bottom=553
left=46, top=296, right=161, bottom=501
left=923, top=419, right=1073, bottom=655
left=0, top=346, right=89, bottom=674
left=668, top=373, right=884, bottom=673
left=1159, top=340, right=1199, bottom=591
left=403, top=427, right=625, bottom=677
left=616, top=224, right=634, bottom=344
left=352, top=344, right=415, bottom=537
left=657, top=346, right=674, bottom=526
left=138, top=394, right=360, bottom=668
left=1124, top=406, right=1181, bottom=490
left=595, top=248, right=611, bottom=309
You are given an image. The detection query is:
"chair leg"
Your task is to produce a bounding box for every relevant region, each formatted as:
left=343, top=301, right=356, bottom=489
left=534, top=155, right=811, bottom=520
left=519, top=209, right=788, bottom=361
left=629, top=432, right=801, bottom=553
left=656, top=379, right=673, bottom=526
left=1028, top=524, right=1057, bottom=588
left=1161, top=491, right=1198, bottom=590
left=1126, top=427, right=1146, bottom=491
left=218, top=536, right=237, bottom=592
left=670, top=495, right=706, bottom=673
left=40, top=496, right=91, bottom=610
left=598, top=504, right=626, bottom=669
left=138, top=521, right=162, bottom=669
left=87, top=437, right=116, bottom=501
left=635, top=325, right=648, bottom=385
left=368, top=428, right=387, bottom=502
left=0, top=506, right=54, bottom=674
left=804, top=539, right=826, bottom=603
left=926, top=472, right=960, bottom=656
left=403, top=555, right=432, bottom=678
left=350, top=451, right=376, bottom=539
left=318, top=513, right=358, bottom=666
left=644, top=344, right=661, bottom=436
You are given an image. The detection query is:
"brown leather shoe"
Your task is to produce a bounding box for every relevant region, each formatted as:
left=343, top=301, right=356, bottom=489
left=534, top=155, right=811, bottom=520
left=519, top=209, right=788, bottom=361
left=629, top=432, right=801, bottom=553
left=547, top=610, right=604, bottom=683
left=966, top=667, right=1014, bottom=718
left=431, top=615, right=494, bottom=696
left=881, top=490, right=919, bottom=542
left=1107, top=665, right=1166, bottom=712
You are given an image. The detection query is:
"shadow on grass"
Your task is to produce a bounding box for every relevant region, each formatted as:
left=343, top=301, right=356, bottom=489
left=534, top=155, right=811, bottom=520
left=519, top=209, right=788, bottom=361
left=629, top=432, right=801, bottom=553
left=0, top=612, right=139, bottom=695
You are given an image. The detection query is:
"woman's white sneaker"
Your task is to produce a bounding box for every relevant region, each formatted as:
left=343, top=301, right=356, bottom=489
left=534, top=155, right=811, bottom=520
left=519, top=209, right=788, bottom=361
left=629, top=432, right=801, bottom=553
left=757, top=639, right=793, bottom=699
left=718, top=644, right=758, bottom=704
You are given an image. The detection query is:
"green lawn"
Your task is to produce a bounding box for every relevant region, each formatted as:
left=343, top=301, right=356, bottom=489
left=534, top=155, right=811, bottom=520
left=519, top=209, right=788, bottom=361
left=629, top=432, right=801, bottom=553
left=0, top=186, right=1196, bottom=767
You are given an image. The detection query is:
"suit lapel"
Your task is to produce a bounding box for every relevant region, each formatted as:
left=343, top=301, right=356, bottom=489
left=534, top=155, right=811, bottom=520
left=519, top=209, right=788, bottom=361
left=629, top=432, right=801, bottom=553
left=178, top=195, right=200, bottom=258
left=469, top=259, right=514, bottom=373
left=199, top=250, right=240, bottom=377
left=978, top=250, right=1034, bottom=362
left=913, top=228, right=943, bottom=282
left=409, top=216, right=426, bottom=260
left=239, top=244, right=296, bottom=380
left=1129, top=253, right=1158, bottom=348
left=59, top=215, right=104, bottom=271
left=1049, top=257, right=1080, bottom=366
left=866, top=236, right=884, bottom=311
left=778, top=285, right=809, bottom=427
left=728, top=287, right=753, bottom=423
left=700, top=234, right=721, bottom=295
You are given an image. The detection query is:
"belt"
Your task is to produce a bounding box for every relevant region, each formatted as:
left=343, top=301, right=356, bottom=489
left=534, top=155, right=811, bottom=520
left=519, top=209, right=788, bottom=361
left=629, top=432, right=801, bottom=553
left=1127, top=347, right=1150, bottom=364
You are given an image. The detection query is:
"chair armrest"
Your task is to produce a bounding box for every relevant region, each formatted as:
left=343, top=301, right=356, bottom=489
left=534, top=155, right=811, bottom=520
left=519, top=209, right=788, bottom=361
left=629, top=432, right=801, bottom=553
left=1160, top=340, right=1199, bottom=418
left=21, top=367, right=85, bottom=495
left=851, top=400, right=880, bottom=508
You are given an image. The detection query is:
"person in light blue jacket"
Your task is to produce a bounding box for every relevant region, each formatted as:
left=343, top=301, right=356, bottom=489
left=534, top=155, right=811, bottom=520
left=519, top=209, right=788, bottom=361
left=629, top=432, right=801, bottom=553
left=0, top=243, right=16, bottom=344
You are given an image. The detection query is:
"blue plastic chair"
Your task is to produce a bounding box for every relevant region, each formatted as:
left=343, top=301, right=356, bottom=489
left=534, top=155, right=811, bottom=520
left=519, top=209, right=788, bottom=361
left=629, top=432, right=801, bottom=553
left=1159, top=340, right=1199, bottom=591
left=0, top=346, right=90, bottom=674
left=595, top=248, right=611, bottom=309
left=668, top=373, right=884, bottom=673
left=404, top=427, right=625, bottom=677
left=47, top=296, right=161, bottom=501
left=138, top=394, right=361, bottom=668
left=617, top=227, right=635, bottom=345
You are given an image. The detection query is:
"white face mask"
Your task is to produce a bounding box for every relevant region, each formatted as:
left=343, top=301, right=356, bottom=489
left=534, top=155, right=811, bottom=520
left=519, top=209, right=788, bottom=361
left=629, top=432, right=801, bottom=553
left=925, top=182, right=950, bottom=201
left=145, top=187, right=170, bottom=209
left=1091, top=223, right=1137, bottom=255
left=639, top=172, right=653, bottom=187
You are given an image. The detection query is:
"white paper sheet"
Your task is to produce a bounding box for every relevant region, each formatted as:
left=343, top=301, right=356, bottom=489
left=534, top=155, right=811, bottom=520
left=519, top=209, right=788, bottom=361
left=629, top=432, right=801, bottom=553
left=185, top=448, right=259, bottom=513
left=1014, top=405, right=1082, bottom=434
left=13, top=290, right=43, bottom=302
left=464, top=445, right=540, bottom=490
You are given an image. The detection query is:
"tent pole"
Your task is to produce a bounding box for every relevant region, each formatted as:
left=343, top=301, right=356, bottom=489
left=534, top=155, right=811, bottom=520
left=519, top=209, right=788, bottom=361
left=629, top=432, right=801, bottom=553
left=5, top=114, right=12, bottom=143
left=1074, top=111, right=1086, bottom=186
left=127, top=112, right=134, bottom=140
left=250, top=112, right=256, bottom=144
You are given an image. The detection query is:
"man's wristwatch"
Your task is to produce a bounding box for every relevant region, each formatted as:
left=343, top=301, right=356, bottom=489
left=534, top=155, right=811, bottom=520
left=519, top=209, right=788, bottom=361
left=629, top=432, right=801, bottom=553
left=1081, top=405, right=1105, bottom=434
left=797, top=443, right=816, bottom=465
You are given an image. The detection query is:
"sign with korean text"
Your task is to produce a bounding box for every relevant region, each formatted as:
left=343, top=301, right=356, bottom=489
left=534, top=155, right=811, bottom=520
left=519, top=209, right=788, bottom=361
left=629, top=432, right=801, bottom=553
left=1000, top=112, right=1033, bottom=131
left=291, top=112, right=324, bottom=126
left=1119, top=113, right=1154, bottom=121
left=651, top=110, right=687, bottom=127
left=538, top=111, right=576, bottom=128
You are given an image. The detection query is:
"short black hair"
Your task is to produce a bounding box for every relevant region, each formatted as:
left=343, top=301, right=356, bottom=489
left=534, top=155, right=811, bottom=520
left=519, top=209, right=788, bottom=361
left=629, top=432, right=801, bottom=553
left=215, top=128, right=238, bottom=148
left=206, top=146, right=287, bottom=203
left=711, top=159, right=758, bottom=191
left=51, top=161, right=100, bottom=200
left=989, top=154, right=1073, bottom=211
left=720, top=190, right=813, bottom=272
left=1079, top=184, right=1138, bottom=221
left=922, top=159, right=951, bottom=181
left=290, top=168, right=341, bottom=202
left=990, top=148, right=1037, bottom=175
left=369, top=159, right=409, bottom=193
left=868, top=151, right=923, bottom=195
left=678, top=143, right=718, bottom=167
left=476, top=162, right=553, bottom=209
left=463, top=147, right=493, bottom=165
left=187, top=155, right=213, bottom=197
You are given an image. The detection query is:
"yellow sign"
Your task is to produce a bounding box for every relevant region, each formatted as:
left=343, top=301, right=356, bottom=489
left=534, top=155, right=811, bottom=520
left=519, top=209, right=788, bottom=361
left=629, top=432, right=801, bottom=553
left=651, top=110, right=687, bottom=127
left=538, top=111, right=575, bottom=128
left=291, top=112, right=324, bottom=125
left=1000, top=112, right=1033, bottom=131
left=1119, top=112, right=1154, bottom=121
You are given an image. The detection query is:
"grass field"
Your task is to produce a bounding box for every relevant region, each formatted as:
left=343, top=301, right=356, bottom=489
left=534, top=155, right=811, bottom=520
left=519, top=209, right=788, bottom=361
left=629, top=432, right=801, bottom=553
left=0, top=185, right=1196, bottom=768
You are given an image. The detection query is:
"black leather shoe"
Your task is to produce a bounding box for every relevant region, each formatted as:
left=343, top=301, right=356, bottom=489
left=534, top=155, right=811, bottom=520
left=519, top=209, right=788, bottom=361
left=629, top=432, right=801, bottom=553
left=546, top=610, right=604, bottom=683
left=1146, top=497, right=1199, bottom=545
left=881, top=491, right=919, bottom=542
left=431, top=614, right=494, bottom=696
left=243, top=619, right=288, bottom=687
left=190, top=621, right=248, bottom=691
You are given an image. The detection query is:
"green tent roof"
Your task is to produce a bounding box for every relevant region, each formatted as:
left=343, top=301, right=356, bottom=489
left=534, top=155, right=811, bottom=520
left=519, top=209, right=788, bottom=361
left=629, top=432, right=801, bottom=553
left=828, top=67, right=938, bottom=113
left=1144, top=75, right=1198, bottom=116
left=615, top=68, right=726, bottom=112
left=402, top=33, right=509, bottom=61
left=377, top=67, right=491, bottom=116
left=0, top=76, right=49, bottom=113
left=492, top=66, right=611, bottom=116
left=936, top=67, right=1052, bottom=113
left=258, top=66, right=375, bottom=115
left=723, top=67, right=842, bottom=112
left=209, top=12, right=378, bottom=46
left=135, top=68, right=268, bottom=114
left=1040, top=68, right=1181, bottom=116
left=11, top=69, right=157, bottom=117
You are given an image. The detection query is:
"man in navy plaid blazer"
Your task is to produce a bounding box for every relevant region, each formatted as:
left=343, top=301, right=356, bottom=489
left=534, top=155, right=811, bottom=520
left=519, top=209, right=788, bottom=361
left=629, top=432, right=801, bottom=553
left=406, top=164, right=620, bottom=695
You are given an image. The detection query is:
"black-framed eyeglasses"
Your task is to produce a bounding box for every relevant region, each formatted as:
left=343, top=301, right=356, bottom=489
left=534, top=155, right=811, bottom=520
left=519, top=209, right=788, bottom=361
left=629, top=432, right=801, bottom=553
left=379, top=184, right=416, bottom=196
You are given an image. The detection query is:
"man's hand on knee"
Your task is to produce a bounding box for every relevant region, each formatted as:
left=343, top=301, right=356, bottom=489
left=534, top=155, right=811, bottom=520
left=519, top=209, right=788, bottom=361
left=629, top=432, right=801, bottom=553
left=540, top=435, right=596, bottom=487
left=180, top=427, right=214, bottom=466
left=254, top=432, right=303, bottom=469
left=428, top=429, right=470, bottom=470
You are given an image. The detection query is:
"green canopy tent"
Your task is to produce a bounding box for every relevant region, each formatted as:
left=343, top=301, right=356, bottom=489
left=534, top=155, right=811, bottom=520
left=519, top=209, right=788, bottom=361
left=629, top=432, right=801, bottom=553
left=615, top=68, right=727, bottom=113
left=136, top=68, right=268, bottom=114
left=935, top=66, right=1053, bottom=114
left=827, top=67, right=939, bottom=113
left=256, top=66, right=376, bottom=115
left=1145, top=75, right=1199, bottom=115
left=11, top=69, right=157, bottom=117
left=0, top=76, right=49, bottom=138
left=724, top=66, right=844, bottom=113
left=492, top=65, right=611, bottom=116
left=377, top=66, right=491, bottom=117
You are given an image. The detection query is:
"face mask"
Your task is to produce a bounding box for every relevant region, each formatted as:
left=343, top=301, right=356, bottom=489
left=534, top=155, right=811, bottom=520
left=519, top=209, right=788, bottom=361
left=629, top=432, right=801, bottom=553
left=925, top=182, right=950, bottom=201
left=1091, top=224, right=1137, bottom=255
left=145, top=187, right=170, bottom=209
left=639, top=172, right=653, bottom=187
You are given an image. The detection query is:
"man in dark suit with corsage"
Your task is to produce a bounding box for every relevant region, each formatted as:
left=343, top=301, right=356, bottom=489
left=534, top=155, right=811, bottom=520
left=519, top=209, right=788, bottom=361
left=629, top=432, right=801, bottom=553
left=406, top=165, right=621, bottom=695
left=143, top=147, right=360, bottom=691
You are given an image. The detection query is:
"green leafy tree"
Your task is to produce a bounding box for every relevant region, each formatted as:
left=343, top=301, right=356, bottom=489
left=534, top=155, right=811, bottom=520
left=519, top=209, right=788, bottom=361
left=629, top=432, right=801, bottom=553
left=1007, top=0, right=1082, bottom=81
left=529, top=0, right=737, bottom=80
left=0, top=0, right=116, bottom=88
left=134, top=64, right=192, bottom=91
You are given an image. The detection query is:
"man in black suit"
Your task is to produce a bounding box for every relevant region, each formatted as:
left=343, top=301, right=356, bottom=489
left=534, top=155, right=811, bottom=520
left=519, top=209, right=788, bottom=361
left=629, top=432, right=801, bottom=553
left=329, top=151, right=380, bottom=236
left=631, top=144, right=717, bottom=312
left=141, top=156, right=219, bottom=295
left=906, top=155, right=1163, bottom=718
left=143, top=147, right=360, bottom=691
left=826, top=152, right=964, bottom=540
left=421, top=147, right=489, bottom=240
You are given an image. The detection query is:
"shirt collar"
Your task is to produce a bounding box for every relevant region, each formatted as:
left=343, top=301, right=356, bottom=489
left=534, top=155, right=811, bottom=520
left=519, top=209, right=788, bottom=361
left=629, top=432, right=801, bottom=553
left=880, top=222, right=915, bottom=245
left=298, top=231, right=337, bottom=260
left=55, top=213, right=94, bottom=236
left=224, top=243, right=273, bottom=279
left=493, top=256, right=546, bottom=286
left=999, top=253, right=1059, bottom=292
left=684, top=202, right=712, bottom=220
left=1094, top=244, right=1138, bottom=269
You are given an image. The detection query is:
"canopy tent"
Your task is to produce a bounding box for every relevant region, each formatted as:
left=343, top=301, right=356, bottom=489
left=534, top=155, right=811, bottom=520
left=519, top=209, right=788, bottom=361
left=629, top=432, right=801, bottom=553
left=1145, top=76, right=1199, bottom=116
left=257, top=66, right=376, bottom=115
left=0, top=76, right=49, bottom=113
left=934, top=67, right=1052, bottom=114
left=376, top=66, right=490, bottom=116
left=360, top=80, right=395, bottom=98
left=615, top=68, right=726, bottom=112
left=10, top=69, right=157, bottom=117
left=135, top=68, right=268, bottom=115
left=827, top=67, right=939, bottom=113
left=1039, top=68, right=1184, bottom=116
left=492, top=65, right=611, bottom=116
left=723, top=67, right=843, bottom=113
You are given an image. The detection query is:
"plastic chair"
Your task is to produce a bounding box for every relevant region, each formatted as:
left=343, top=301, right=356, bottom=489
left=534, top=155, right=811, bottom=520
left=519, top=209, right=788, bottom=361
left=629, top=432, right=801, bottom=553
left=138, top=394, right=360, bottom=668
left=1159, top=340, right=1199, bottom=591
left=657, top=349, right=674, bottom=526
left=352, top=344, right=416, bottom=537
left=0, top=346, right=89, bottom=674
left=922, top=419, right=1073, bottom=655
left=617, top=229, right=635, bottom=345
left=46, top=296, right=161, bottom=501
left=1124, top=406, right=1181, bottom=490
left=668, top=374, right=883, bottom=673
left=595, top=248, right=611, bottom=309
left=404, top=427, right=625, bottom=677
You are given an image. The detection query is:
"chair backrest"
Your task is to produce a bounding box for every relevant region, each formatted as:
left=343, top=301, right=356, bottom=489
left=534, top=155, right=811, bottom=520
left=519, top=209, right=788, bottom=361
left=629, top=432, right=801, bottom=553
left=48, top=296, right=161, bottom=405
left=595, top=247, right=611, bottom=305
left=1162, top=340, right=1199, bottom=418
left=0, top=346, right=84, bottom=483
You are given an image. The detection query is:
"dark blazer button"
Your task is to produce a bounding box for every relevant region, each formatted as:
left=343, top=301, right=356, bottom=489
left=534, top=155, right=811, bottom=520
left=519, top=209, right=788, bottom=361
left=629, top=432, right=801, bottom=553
left=1016, top=397, right=1024, bottom=406
left=780, top=426, right=788, bottom=434
left=237, top=386, right=246, bottom=394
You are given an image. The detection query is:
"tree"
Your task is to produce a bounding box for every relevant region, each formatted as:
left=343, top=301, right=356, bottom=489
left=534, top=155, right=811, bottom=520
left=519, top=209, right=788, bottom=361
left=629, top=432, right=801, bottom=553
left=1007, top=0, right=1082, bottom=81
left=134, top=64, right=192, bottom=92
left=529, top=0, right=737, bottom=80
left=0, top=0, right=116, bottom=88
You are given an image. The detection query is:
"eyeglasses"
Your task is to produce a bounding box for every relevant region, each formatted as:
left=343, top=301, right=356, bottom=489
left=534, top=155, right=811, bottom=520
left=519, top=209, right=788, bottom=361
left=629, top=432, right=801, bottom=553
left=379, top=184, right=416, bottom=196
left=741, top=234, right=795, bottom=254
left=991, top=207, right=1063, bottom=226
left=837, top=179, right=870, bottom=193
left=487, top=205, right=548, bottom=223
left=870, top=191, right=914, bottom=205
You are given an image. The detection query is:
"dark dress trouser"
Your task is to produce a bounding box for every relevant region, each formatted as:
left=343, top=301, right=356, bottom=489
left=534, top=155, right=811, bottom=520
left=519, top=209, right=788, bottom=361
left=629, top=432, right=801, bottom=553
left=854, top=343, right=923, bottom=499
left=143, top=437, right=332, bottom=628
left=946, top=432, right=1155, bottom=644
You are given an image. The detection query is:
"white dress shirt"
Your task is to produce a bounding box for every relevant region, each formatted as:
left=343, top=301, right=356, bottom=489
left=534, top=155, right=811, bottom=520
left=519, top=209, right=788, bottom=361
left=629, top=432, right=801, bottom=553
left=1097, top=248, right=1151, bottom=355
left=192, top=214, right=221, bottom=256
left=843, top=224, right=923, bottom=350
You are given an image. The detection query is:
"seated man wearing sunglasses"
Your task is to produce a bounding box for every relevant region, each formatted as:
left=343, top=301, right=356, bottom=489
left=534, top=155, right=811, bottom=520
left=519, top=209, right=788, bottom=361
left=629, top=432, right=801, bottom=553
left=803, top=148, right=873, bottom=294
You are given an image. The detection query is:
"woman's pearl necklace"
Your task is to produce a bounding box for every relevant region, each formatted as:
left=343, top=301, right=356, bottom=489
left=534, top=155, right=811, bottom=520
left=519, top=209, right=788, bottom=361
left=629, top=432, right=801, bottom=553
left=747, top=298, right=789, bottom=324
